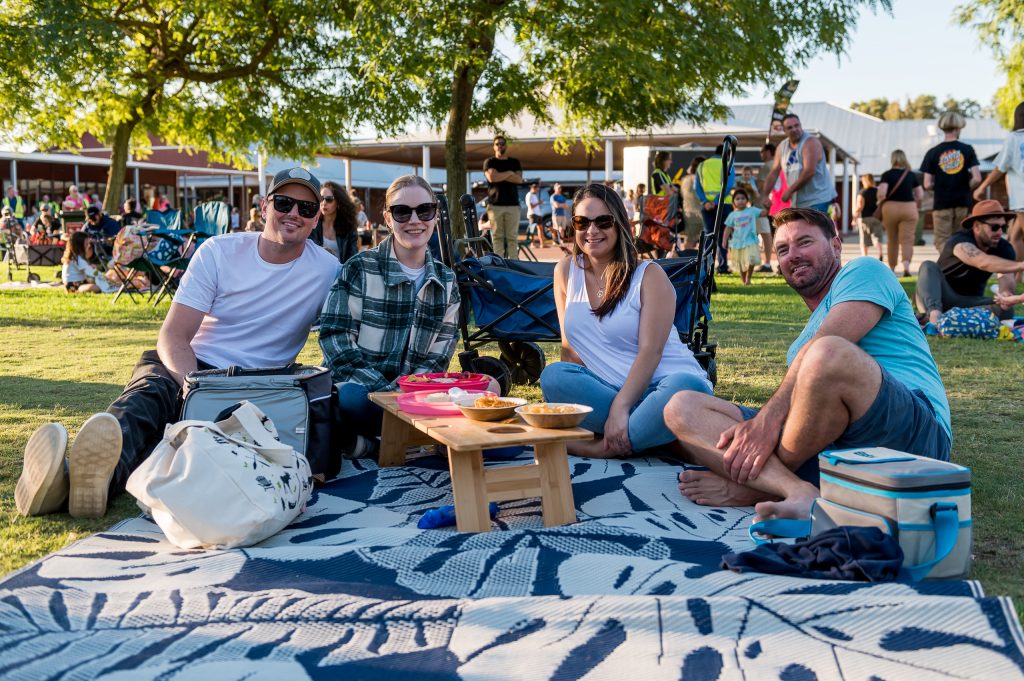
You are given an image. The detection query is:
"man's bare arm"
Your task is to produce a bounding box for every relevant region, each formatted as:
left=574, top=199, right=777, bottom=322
left=923, top=172, right=934, bottom=191
left=156, top=303, right=206, bottom=386
left=721, top=300, right=884, bottom=482
left=952, top=242, right=1024, bottom=274
left=788, top=138, right=823, bottom=193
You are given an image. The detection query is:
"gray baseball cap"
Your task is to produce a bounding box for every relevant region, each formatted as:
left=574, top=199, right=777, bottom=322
left=266, top=167, right=321, bottom=201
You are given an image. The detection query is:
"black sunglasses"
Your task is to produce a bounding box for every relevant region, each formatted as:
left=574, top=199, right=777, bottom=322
left=981, top=220, right=1007, bottom=232
left=271, top=195, right=319, bottom=218
left=387, top=202, right=438, bottom=223
left=571, top=214, right=616, bottom=231
left=320, top=195, right=336, bottom=203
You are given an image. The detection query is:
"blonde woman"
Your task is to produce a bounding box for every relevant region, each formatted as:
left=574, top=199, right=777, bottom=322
left=877, top=149, right=923, bottom=277
left=540, top=183, right=712, bottom=458
left=319, top=175, right=461, bottom=444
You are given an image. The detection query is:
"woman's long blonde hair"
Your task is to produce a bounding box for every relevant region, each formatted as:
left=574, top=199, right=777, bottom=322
left=890, top=149, right=911, bottom=170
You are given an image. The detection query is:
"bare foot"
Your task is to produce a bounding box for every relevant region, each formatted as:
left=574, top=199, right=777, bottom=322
left=753, top=481, right=820, bottom=522
left=677, top=469, right=773, bottom=507
left=567, top=437, right=620, bottom=459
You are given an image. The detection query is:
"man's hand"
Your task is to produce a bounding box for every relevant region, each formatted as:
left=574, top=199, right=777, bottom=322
left=781, top=189, right=793, bottom=203
left=703, top=201, right=715, bottom=211
left=995, top=291, right=1023, bottom=308
left=717, top=413, right=781, bottom=484
left=602, top=406, right=631, bottom=456
left=973, top=187, right=987, bottom=202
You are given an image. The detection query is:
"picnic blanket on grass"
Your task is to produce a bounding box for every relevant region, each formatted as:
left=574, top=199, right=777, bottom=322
left=2, top=452, right=1022, bottom=680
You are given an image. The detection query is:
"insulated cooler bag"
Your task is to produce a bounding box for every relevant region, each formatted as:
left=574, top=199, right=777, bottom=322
left=752, top=447, right=972, bottom=580
left=181, top=364, right=345, bottom=482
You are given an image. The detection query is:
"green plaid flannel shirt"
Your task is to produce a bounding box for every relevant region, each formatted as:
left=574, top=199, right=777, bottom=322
left=319, top=238, right=461, bottom=391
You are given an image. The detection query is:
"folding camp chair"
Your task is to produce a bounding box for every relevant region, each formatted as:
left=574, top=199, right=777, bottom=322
left=145, top=209, right=182, bottom=231
left=110, top=223, right=164, bottom=304
left=193, top=202, right=230, bottom=237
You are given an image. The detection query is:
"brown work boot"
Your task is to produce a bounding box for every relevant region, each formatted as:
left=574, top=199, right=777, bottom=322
left=15, top=423, right=70, bottom=516
left=68, top=413, right=122, bottom=518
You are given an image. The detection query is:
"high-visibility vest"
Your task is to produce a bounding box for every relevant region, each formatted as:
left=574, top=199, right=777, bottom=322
left=650, top=169, right=672, bottom=197
left=38, top=200, right=59, bottom=215
left=697, top=158, right=732, bottom=205
left=2, top=196, right=25, bottom=219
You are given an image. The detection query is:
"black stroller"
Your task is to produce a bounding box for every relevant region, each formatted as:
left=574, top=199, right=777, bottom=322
left=432, top=135, right=736, bottom=394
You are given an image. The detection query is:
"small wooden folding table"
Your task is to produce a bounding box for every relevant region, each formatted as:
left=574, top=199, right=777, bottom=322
left=368, top=392, right=592, bottom=532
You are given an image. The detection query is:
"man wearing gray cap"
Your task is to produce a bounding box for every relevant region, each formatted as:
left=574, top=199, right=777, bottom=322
left=15, top=168, right=340, bottom=520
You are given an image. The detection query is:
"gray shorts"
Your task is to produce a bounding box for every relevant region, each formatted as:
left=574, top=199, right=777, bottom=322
left=737, top=366, right=951, bottom=486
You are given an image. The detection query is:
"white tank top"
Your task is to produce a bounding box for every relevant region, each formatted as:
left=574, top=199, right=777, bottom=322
left=564, top=258, right=708, bottom=388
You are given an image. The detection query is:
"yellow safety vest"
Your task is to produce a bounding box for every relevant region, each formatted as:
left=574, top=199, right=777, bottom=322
left=697, top=159, right=732, bottom=205
left=2, top=196, right=25, bottom=219
left=650, top=169, right=672, bottom=197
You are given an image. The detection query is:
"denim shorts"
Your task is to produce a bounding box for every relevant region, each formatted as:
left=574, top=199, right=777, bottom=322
left=736, top=367, right=952, bottom=486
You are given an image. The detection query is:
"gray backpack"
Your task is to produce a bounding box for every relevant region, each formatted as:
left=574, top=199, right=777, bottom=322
left=181, top=364, right=345, bottom=483
left=751, top=447, right=971, bottom=580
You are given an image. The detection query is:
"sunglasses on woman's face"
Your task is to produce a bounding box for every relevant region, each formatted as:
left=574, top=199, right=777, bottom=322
left=320, top=195, right=336, bottom=203
left=571, top=214, right=615, bottom=231
left=271, top=194, right=319, bottom=218
left=387, top=202, right=438, bottom=223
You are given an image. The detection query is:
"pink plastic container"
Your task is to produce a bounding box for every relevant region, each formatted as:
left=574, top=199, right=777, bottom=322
left=396, top=390, right=495, bottom=416
left=397, top=372, right=491, bottom=394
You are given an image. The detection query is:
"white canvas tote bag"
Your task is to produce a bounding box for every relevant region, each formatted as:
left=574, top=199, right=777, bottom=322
left=126, top=400, right=313, bottom=549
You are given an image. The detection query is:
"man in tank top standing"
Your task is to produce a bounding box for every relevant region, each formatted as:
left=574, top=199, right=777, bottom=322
left=761, top=113, right=835, bottom=213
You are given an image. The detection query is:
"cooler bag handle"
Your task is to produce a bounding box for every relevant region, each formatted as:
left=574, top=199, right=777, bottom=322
left=900, top=502, right=959, bottom=582
left=823, top=452, right=916, bottom=466
left=748, top=518, right=812, bottom=545
left=225, top=363, right=301, bottom=377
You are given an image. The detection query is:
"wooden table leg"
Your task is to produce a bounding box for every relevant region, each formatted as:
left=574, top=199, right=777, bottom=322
left=448, top=449, right=491, bottom=532
left=378, top=410, right=416, bottom=467
left=534, top=442, right=577, bottom=527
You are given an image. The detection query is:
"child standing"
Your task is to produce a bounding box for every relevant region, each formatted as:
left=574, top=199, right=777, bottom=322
left=723, top=188, right=764, bottom=285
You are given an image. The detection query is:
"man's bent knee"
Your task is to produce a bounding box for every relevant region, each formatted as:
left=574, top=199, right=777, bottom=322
left=664, top=390, right=711, bottom=437
left=798, top=336, right=866, bottom=383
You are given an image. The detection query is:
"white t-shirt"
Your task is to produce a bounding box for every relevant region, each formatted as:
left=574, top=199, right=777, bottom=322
left=527, top=191, right=542, bottom=216
left=174, top=232, right=340, bottom=368
left=994, top=130, right=1024, bottom=210
left=398, top=260, right=427, bottom=291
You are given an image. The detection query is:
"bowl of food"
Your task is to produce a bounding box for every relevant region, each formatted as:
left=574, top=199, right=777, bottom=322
left=454, top=395, right=528, bottom=422
left=515, top=403, right=592, bottom=429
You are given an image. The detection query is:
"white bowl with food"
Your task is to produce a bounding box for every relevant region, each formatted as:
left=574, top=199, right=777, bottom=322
left=515, top=403, right=592, bottom=429
left=454, top=395, right=529, bottom=421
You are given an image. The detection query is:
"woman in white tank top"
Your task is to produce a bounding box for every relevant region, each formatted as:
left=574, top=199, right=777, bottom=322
left=539, top=184, right=713, bottom=458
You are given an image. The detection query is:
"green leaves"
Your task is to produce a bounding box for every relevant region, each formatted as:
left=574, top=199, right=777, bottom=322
left=957, top=0, right=1024, bottom=128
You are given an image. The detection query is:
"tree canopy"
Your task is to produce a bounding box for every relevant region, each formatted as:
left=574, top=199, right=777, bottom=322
left=850, top=95, right=983, bottom=120
left=0, top=0, right=358, bottom=212
left=344, top=0, right=891, bottom=237
left=956, top=0, right=1024, bottom=129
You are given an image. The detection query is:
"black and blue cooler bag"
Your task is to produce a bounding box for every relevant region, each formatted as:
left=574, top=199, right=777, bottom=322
left=181, top=364, right=345, bottom=483
left=752, top=447, right=972, bottom=580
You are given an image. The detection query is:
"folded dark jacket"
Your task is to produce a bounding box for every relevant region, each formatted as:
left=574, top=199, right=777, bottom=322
left=721, top=526, right=904, bottom=582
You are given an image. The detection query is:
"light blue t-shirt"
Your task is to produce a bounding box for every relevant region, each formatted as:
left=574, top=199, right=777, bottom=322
left=786, top=257, right=951, bottom=439
left=724, top=207, right=761, bottom=249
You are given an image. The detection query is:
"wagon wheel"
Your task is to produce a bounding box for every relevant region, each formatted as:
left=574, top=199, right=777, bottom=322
left=498, top=340, right=546, bottom=385
left=27, top=273, right=40, bottom=283
left=468, top=355, right=511, bottom=396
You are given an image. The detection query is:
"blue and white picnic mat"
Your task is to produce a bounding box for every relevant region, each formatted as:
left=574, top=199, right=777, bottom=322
left=2, top=452, right=1022, bottom=680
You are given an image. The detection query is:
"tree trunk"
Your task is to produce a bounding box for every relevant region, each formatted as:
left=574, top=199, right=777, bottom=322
left=104, top=120, right=136, bottom=215
left=444, top=17, right=497, bottom=241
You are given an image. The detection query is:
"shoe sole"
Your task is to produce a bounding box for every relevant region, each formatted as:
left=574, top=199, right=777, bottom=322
left=68, top=413, right=123, bottom=518
left=15, top=423, right=69, bottom=516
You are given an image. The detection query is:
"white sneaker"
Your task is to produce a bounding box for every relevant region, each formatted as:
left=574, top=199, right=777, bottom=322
left=15, top=423, right=69, bottom=516
left=68, top=413, right=123, bottom=518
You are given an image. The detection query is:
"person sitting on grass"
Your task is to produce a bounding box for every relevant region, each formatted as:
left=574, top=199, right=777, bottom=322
left=15, top=167, right=339, bottom=519
left=539, top=183, right=713, bottom=459
left=914, top=199, right=1022, bottom=332
left=61, top=231, right=117, bottom=293
left=722, top=188, right=765, bottom=286
left=665, top=207, right=951, bottom=522
left=319, top=174, right=465, bottom=457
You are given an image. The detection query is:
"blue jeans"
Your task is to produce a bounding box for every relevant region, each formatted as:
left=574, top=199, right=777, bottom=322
left=337, top=382, right=384, bottom=438
left=540, top=362, right=713, bottom=452
left=736, top=367, right=951, bottom=486
left=805, top=201, right=832, bottom=213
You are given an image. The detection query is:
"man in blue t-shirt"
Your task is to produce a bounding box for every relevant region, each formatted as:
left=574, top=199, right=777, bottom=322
left=665, top=207, right=952, bottom=522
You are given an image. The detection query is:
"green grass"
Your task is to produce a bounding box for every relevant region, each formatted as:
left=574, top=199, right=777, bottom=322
left=1, top=280, right=1023, bottom=613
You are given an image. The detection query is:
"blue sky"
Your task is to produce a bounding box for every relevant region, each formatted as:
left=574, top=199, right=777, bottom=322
left=724, top=0, right=1002, bottom=107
